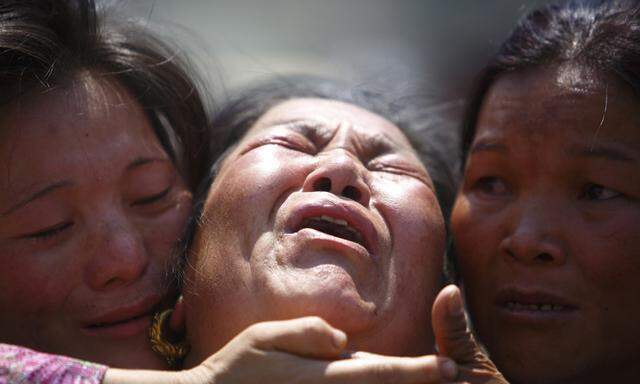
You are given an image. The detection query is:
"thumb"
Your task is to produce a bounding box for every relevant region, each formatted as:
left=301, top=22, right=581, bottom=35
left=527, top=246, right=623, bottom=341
left=243, top=317, right=347, bottom=360
left=433, top=285, right=509, bottom=383
left=432, top=285, right=481, bottom=364
left=432, top=285, right=507, bottom=383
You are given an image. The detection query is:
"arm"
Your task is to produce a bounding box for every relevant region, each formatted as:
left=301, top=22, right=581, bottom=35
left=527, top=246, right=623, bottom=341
left=106, top=317, right=460, bottom=384
left=3, top=314, right=465, bottom=384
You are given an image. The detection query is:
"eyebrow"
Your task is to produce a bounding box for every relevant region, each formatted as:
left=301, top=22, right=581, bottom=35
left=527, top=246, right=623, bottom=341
left=1, top=180, right=74, bottom=217
left=272, top=118, right=404, bottom=150
left=570, top=145, right=636, bottom=162
left=271, top=118, right=331, bottom=136
left=469, top=139, right=508, bottom=154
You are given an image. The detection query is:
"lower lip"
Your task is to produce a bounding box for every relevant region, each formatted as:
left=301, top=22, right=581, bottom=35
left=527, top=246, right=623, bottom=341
left=495, top=304, right=578, bottom=327
left=82, top=314, right=152, bottom=339
left=293, top=228, right=370, bottom=255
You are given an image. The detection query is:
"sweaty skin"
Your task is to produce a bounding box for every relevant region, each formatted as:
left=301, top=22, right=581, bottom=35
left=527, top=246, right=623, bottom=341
left=184, top=98, right=445, bottom=366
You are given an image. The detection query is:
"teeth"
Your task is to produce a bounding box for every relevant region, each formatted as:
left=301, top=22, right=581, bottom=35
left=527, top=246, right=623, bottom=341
left=305, top=215, right=364, bottom=245
left=320, top=215, right=348, bottom=226
left=505, top=302, right=567, bottom=311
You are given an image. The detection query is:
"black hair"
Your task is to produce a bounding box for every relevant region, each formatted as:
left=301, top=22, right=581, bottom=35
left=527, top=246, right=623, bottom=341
left=176, top=75, right=459, bottom=287
left=0, top=0, right=211, bottom=189
left=461, top=0, right=640, bottom=164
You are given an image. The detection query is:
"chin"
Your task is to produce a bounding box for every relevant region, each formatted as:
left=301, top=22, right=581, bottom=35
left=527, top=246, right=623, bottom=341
left=264, top=268, right=379, bottom=333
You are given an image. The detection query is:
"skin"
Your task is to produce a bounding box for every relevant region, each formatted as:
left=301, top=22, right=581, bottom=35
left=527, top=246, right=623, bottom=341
left=0, top=75, right=192, bottom=369
left=452, top=64, right=640, bottom=384
left=183, top=98, right=446, bottom=366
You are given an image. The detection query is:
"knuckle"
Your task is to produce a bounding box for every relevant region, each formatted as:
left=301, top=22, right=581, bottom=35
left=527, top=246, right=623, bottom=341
left=244, top=322, right=269, bottom=340
left=373, top=362, right=402, bottom=384
left=299, top=316, right=328, bottom=333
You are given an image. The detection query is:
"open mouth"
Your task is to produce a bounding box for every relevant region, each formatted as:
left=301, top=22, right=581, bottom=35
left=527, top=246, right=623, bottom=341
left=297, top=215, right=365, bottom=248
left=496, top=288, right=578, bottom=316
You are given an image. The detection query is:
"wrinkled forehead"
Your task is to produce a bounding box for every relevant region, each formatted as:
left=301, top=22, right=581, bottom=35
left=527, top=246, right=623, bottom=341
left=246, top=98, right=415, bottom=148
left=479, top=64, right=640, bottom=141
left=485, top=64, right=637, bottom=114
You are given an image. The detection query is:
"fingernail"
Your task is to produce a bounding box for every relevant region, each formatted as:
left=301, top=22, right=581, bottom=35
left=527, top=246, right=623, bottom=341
left=447, top=286, right=465, bottom=317
left=439, top=358, right=458, bottom=381
left=333, top=329, right=347, bottom=349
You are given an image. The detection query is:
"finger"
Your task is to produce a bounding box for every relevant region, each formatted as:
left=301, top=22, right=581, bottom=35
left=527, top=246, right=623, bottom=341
left=243, top=317, right=347, bottom=359
left=432, top=285, right=506, bottom=383
left=321, top=354, right=459, bottom=384
left=432, top=285, right=481, bottom=364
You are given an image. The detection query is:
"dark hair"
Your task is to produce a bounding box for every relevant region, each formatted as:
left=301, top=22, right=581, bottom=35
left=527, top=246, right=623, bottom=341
left=0, top=0, right=211, bottom=189
left=461, top=0, right=640, bottom=163
left=177, top=75, right=459, bottom=286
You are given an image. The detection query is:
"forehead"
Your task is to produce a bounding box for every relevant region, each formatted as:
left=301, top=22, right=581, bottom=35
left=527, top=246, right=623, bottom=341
left=247, top=98, right=413, bottom=146
left=476, top=65, right=640, bottom=147
left=0, top=76, right=164, bottom=193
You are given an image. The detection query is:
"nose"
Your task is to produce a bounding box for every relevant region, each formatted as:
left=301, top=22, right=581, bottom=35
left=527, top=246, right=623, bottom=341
left=84, top=214, right=149, bottom=291
left=302, top=150, right=371, bottom=206
left=499, top=199, right=568, bottom=266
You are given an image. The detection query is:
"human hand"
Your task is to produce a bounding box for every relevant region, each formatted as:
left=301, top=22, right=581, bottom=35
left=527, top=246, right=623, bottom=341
left=188, top=316, right=460, bottom=384
left=432, top=285, right=508, bottom=384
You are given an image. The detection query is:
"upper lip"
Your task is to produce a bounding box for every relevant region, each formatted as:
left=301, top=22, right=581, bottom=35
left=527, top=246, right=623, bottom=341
left=80, top=294, right=164, bottom=328
left=285, top=197, right=379, bottom=255
left=495, top=287, right=579, bottom=309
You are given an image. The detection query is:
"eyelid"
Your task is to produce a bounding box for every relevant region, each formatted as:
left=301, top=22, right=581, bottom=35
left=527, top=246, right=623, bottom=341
left=369, top=160, right=431, bottom=186
left=132, top=186, right=172, bottom=206
left=581, top=183, right=623, bottom=201
left=244, top=134, right=316, bottom=154
left=20, top=221, right=74, bottom=240
left=469, top=176, right=511, bottom=198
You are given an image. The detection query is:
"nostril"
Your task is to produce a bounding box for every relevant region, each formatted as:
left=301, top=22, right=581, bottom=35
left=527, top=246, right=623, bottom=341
left=342, top=185, right=361, bottom=201
left=313, top=177, right=332, bottom=192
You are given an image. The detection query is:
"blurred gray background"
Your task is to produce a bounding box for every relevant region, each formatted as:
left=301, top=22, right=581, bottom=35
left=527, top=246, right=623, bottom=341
left=109, top=0, right=553, bottom=101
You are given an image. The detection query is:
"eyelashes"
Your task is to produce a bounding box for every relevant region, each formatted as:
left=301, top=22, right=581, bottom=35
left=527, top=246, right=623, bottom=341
left=471, top=176, right=510, bottom=197
left=22, top=221, right=74, bottom=241
left=580, top=183, right=623, bottom=201
left=131, top=186, right=172, bottom=206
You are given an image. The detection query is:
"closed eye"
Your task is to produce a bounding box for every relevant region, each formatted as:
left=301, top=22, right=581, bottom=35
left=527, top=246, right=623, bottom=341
left=369, top=161, right=430, bottom=185
left=243, top=136, right=316, bottom=155
left=22, top=222, right=74, bottom=240
left=132, top=186, right=171, bottom=206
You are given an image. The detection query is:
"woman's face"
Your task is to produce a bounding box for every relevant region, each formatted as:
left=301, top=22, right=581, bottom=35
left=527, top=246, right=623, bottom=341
left=0, top=77, right=192, bottom=369
left=452, top=65, right=640, bottom=384
left=184, top=98, right=445, bottom=364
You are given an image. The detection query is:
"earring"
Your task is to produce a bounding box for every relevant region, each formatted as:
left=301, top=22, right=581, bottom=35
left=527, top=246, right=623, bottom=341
left=149, top=308, right=190, bottom=368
